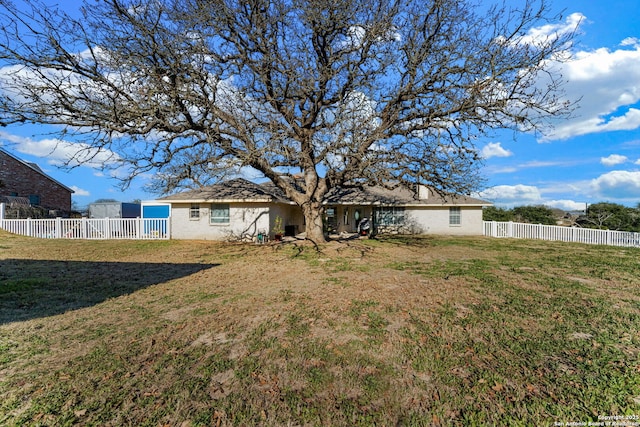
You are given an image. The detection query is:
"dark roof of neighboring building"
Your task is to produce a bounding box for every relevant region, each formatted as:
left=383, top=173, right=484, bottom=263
left=0, top=195, right=30, bottom=206
left=158, top=178, right=491, bottom=206
left=0, top=148, right=74, bottom=193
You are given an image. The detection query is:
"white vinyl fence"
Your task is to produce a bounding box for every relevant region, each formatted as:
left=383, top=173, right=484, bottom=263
left=483, top=221, right=640, bottom=248
left=0, top=204, right=169, bottom=240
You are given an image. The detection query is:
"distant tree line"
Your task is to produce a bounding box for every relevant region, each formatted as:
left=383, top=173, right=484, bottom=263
left=483, top=203, right=640, bottom=232
left=483, top=205, right=558, bottom=225
left=579, top=202, right=640, bottom=232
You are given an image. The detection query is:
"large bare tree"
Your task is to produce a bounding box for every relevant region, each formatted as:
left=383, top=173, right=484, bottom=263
left=0, top=0, right=576, bottom=242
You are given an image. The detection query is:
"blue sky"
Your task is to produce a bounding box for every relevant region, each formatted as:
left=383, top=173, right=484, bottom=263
left=479, top=0, right=640, bottom=210
left=1, top=1, right=639, bottom=210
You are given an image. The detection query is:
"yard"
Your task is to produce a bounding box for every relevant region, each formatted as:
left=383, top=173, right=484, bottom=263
left=1, top=230, right=639, bottom=426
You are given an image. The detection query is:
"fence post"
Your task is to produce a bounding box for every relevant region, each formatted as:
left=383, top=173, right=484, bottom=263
left=508, top=221, right=513, bottom=238
left=55, top=217, right=62, bottom=238
left=0, top=202, right=4, bottom=229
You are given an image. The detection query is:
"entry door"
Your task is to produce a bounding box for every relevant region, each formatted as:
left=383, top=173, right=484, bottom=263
left=325, top=207, right=338, bottom=232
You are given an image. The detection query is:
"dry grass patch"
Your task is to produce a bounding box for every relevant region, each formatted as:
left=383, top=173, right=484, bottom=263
left=1, top=231, right=640, bottom=426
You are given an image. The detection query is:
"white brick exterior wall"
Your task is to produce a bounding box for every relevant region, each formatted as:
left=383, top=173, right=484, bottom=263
left=170, top=202, right=271, bottom=240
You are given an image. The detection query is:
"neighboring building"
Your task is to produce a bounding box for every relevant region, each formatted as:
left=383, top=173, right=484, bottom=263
left=0, top=148, right=74, bottom=213
left=157, top=178, right=491, bottom=240
left=88, top=202, right=141, bottom=219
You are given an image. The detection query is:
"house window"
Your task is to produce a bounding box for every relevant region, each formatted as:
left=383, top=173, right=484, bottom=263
left=449, top=207, right=461, bottom=225
left=29, top=194, right=40, bottom=206
left=210, top=203, right=230, bottom=224
left=190, top=204, right=200, bottom=219
left=375, top=207, right=405, bottom=226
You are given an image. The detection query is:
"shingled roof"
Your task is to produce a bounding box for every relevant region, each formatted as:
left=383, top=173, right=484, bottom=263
left=324, top=185, right=489, bottom=206
left=159, top=178, right=490, bottom=206
left=158, top=178, right=291, bottom=203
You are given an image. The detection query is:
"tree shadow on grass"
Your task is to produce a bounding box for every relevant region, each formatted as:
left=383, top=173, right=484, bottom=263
left=0, top=259, right=218, bottom=324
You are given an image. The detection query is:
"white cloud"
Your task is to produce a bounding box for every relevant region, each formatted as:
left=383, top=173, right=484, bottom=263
left=591, top=170, right=640, bottom=198
left=519, top=12, right=584, bottom=47
left=545, top=199, right=588, bottom=212
left=479, top=184, right=543, bottom=206
left=486, top=158, right=584, bottom=175
left=344, top=26, right=367, bottom=49
left=496, top=12, right=583, bottom=52
left=339, top=25, right=401, bottom=51
left=541, top=40, right=640, bottom=140
left=600, top=154, right=629, bottom=166
left=481, top=142, right=512, bottom=159
left=621, top=37, right=639, bottom=47
left=485, top=165, right=518, bottom=174
left=519, top=160, right=576, bottom=168
left=480, top=186, right=593, bottom=210
left=69, top=186, right=90, bottom=197
left=601, top=108, right=640, bottom=131
left=0, top=130, right=119, bottom=168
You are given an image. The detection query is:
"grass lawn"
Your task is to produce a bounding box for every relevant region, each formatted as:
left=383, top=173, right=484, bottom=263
left=1, top=230, right=639, bottom=426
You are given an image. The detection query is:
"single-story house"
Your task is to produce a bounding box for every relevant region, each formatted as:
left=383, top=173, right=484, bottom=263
left=156, top=178, right=491, bottom=240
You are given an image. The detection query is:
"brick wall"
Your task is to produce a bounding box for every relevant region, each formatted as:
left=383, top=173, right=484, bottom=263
left=0, top=150, right=73, bottom=212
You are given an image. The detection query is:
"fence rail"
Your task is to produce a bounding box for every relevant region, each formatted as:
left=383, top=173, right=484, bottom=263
left=483, top=221, right=640, bottom=248
left=0, top=216, right=170, bottom=240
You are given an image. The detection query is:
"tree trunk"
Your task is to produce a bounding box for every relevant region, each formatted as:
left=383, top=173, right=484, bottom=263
left=302, top=202, right=326, bottom=244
